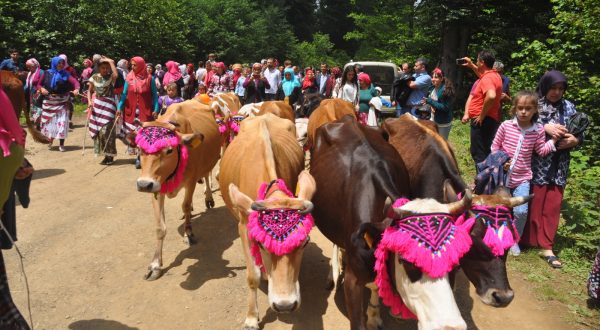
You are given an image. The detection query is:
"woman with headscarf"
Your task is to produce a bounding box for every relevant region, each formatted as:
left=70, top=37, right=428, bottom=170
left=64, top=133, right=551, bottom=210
left=276, top=67, right=301, bottom=107
left=243, top=63, right=270, bottom=103
left=0, top=87, right=30, bottom=330
left=80, top=58, right=93, bottom=104
left=88, top=56, right=119, bottom=165
left=325, top=67, right=341, bottom=98
left=162, top=60, right=183, bottom=97
left=58, top=54, right=78, bottom=128
left=36, top=56, right=80, bottom=151
left=183, top=63, right=197, bottom=100
left=521, top=70, right=584, bottom=269
left=232, top=63, right=243, bottom=87
left=357, top=73, right=378, bottom=125
left=207, top=62, right=233, bottom=96
left=24, top=58, right=44, bottom=126
left=117, top=56, right=159, bottom=168
left=301, top=69, right=318, bottom=94
left=116, top=59, right=129, bottom=77
left=154, top=64, right=165, bottom=95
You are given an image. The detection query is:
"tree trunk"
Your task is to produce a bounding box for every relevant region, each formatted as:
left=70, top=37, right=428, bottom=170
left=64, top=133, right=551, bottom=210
left=440, top=22, right=471, bottom=111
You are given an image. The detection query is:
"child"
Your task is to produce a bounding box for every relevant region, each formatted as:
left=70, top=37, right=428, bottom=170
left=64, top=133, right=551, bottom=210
left=490, top=90, right=559, bottom=256
left=158, top=82, right=184, bottom=115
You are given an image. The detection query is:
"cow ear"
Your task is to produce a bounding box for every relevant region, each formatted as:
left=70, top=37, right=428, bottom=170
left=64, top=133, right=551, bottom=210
left=181, top=133, right=204, bottom=148
left=352, top=218, right=393, bottom=251
left=228, top=184, right=253, bottom=215
left=296, top=170, right=316, bottom=201
left=443, top=179, right=458, bottom=203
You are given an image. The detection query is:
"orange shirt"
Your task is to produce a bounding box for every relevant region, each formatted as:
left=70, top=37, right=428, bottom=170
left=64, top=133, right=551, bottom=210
left=467, top=69, right=502, bottom=121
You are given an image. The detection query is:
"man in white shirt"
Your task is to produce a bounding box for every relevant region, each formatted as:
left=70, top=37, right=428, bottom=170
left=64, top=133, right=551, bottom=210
left=195, top=61, right=207, bottom=86
left=263, top=58, right=281, bottom=101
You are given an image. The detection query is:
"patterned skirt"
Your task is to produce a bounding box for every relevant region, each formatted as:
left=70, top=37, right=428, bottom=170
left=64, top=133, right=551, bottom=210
left=589, top=247, right=600, bottom=300
left=40, top=95, right=69, bottom=140
left=88, top=95, right=117, bottom=139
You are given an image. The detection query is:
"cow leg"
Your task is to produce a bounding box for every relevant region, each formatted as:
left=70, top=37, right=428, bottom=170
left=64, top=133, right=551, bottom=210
left=145, top=194, right=166, bottom=281
left=239, top=222, right=261, bottom=330
left=344, top=266, right=367, bottom=330
left=327, top=244, right=341, bottom=290
left=365, top=282, right=383, bottom=330
left=182, top=181, right=196, bottom=245
left=204, top=174, right=215, bottom=209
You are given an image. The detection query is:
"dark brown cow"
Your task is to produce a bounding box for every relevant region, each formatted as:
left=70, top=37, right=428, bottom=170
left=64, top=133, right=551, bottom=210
left=383, top=114, right=528, bottom=307
left=0, top=71, right=48, bottom=143
left=310, top=115, right=470, bottom=329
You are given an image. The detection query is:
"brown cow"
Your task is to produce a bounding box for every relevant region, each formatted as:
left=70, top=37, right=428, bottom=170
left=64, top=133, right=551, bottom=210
left=219, top=113, right=316, bottom=330
left=239, top=101, right=295, bottom=122
left=310, top=115, right=470, bottom=329
left=133, top=100, right=221, bottom=280
left=0, top=71, right=48, bottom=143
left=305, top=98, right=356, bottom=148
left=383, top=114, right=529, bottom=307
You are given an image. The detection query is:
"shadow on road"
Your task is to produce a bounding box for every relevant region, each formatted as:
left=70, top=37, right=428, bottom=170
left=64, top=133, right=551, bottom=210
left=69, top=319, right=139, bottom=330
left=161, top=206, right=244, bottom=290
left=259, top=240, right=331, bottom=330
left=32, top=168, right=66, bottom=180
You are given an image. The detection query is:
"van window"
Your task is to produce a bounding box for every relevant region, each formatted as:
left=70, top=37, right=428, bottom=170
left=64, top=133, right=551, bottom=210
left=361, top=66, right=395, bottom=95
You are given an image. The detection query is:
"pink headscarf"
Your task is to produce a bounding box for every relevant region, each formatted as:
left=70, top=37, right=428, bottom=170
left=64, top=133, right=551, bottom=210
left=358, top=73, right=371, bottom=86
left=162, top=61, right=182, bottom=85
left=0, top=87, right=25, bottom=156
left=25, top=58, right=41, bottom=89
left=83, top=59, right=92, bottom=68
left=58, top=54, right=70, bottom=68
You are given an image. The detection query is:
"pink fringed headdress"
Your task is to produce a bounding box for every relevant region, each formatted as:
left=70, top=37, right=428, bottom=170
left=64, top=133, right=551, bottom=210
left=456, top=205, right=518, bottom=256
left=135, top=126, right=189, bottom=194
left=247, top=179, right=314, bottom=272
left=375, top=198, right=474, bottom=319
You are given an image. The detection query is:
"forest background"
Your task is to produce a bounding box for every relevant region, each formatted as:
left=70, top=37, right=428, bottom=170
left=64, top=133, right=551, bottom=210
left=1, top=0, right=598, bottom=289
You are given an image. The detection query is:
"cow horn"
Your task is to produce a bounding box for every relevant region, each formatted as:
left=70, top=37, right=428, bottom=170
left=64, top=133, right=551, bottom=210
left=506, top=194, right=534, bottom=208
left=447, top=189, right=472, bottom=215
left=298, top=200, right=314, bottom=215
left=250, top=202, right=266, bottom=211
left=168, top=120, right=180, bottom=127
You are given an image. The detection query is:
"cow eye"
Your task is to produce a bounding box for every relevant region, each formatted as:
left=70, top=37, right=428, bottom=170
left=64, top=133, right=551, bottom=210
left=165, top=148, right=174, bottom=155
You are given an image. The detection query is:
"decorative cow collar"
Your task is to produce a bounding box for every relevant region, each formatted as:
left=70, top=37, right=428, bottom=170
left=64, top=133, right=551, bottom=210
left=374, top=198, right=474, bottom=320
left=135, top=126, right=189, bottom=194
left=456, top=204, right=518, bottom=256
left=248, top=179, right=314, bottom=273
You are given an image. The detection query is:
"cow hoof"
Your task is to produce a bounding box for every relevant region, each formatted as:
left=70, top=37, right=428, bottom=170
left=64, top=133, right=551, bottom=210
left=242, top=323, right=259, bottom=330
left=144, top=268, right=162, bottom=281
left=205, top=199, right=215, bottom=209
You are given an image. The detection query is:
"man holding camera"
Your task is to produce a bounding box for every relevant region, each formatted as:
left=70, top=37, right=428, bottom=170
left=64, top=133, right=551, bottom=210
left=460, top=50, right=502, bottom=167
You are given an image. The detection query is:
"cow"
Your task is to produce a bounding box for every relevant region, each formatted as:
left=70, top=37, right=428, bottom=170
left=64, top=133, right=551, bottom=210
left=304, top=98, right=356, bottom=149
left=297, top=92, right=324, bottom=118
left=310, top=115, right=471, bottom=330
left=219, top=113, right=316, bottom=330
left=133, top=100, right=221, bottom=281
left=1, top=70, right=49, bottom=143
left=238, top=101, right=295, bottom=122
left=382, top=114, right=528, bottom=307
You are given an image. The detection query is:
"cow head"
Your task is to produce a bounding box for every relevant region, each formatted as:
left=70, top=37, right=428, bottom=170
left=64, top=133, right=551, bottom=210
left=355, top=194, right=472, bottom=329
left=359, top=193, right=473, bottom=330
left=229, top=170, right=316, bottom=313
left=444, top=181, right=532, bottom=307
left=134, top=121, right=203, bottom=194
left=294, top=118, right=309, bottom=146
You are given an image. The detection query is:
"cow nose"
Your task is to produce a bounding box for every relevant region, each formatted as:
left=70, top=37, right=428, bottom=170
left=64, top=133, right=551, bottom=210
left=491, top=289, right=514, bottom=306
left=272, top=301, right=298, bottom=313
left=137, top=180, right=153, bottom=192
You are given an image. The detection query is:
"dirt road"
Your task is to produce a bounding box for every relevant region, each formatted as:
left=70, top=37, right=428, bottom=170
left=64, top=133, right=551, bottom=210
left=4, top=115, right=575, bottom=329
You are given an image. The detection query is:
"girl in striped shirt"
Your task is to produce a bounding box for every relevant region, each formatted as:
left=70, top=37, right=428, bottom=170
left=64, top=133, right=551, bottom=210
left=491, top=90, right=559, bottom=256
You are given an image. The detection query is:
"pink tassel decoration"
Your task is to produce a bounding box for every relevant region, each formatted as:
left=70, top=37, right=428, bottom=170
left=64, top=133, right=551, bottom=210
left=159, top=145, right=189, bottom=194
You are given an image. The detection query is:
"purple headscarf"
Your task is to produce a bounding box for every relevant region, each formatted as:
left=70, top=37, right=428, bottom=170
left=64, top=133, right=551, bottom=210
left=536, top=70, right=568, bottom=98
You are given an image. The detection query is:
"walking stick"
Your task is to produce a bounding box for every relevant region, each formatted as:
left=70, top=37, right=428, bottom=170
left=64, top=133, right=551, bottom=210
left=81, top=108, right=90, bottom=156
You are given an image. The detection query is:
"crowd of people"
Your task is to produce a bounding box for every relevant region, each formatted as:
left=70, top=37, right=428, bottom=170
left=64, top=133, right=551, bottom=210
left=0, top=47, right=598, bottom=329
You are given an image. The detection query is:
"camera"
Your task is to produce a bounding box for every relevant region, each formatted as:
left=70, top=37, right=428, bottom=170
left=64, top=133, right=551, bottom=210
left=456, top=58, right=467, bottom=65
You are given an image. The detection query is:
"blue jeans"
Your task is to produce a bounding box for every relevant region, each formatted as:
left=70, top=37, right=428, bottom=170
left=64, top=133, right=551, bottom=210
left=511, top=181, right=530, bottom=236
left=396, top=105, right=413, bottom=117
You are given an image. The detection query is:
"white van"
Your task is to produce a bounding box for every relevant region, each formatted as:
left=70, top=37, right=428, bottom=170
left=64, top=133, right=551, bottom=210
left=343, top=61, right=400, bottom=116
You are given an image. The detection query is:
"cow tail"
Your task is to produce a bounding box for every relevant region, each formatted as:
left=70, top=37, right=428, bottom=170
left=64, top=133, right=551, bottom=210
left=24, top=106, right=50, bottom=144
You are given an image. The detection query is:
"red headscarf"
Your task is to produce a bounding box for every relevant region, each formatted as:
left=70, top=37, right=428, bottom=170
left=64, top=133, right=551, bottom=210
left=358, top=73, right=371, bottom=86
left=187, top=63, right=194, bottom=76
left=127, top=56, right=151, bottom=93
left=302, top=69, right=315, bottom=90
left=163, top=60, right=182, bottom=85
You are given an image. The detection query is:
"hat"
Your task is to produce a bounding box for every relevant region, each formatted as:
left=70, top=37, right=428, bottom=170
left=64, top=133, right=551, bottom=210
left=196, top=93, right=211, bottom=105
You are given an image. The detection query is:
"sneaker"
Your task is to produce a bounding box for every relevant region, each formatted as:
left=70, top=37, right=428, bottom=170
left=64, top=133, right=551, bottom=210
left=509, top=244, right=521, bottom=256
left=59, top=146, right=66, bottom=152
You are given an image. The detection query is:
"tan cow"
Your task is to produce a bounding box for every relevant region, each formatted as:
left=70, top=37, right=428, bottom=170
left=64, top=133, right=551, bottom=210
left=238, top=101, right=295, bottom=122
left=133, top=100, right=221, bottom=280
left=305, top=98, right=356, bottom=148
left=219, top=113, right=316, bottom=330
